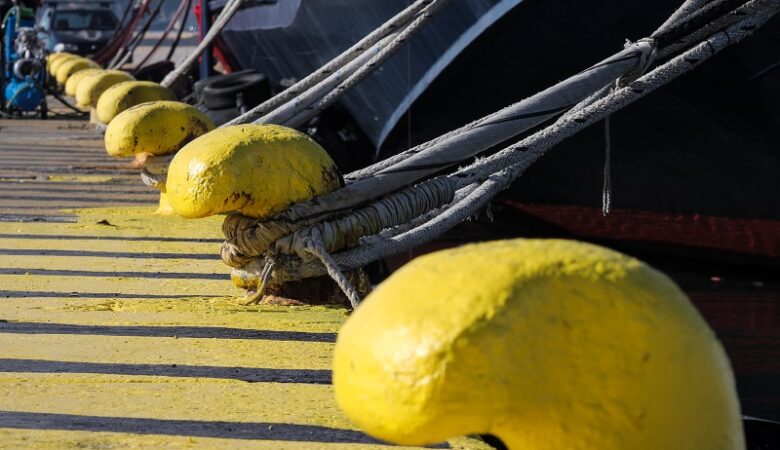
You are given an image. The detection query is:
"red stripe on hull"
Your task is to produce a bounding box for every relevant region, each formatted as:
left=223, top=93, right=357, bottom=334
left=500, top=201, right=780, bottom=258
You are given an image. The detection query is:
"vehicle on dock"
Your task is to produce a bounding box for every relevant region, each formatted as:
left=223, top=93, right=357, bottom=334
left=36, top=1, right=118, bottom=56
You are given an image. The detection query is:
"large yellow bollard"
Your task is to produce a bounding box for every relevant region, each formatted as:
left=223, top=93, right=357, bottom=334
left=166, top=124, right=341, bottom=219
left=63, top=68, right=102, bottom=97
left=105, top=101, right=214, bottom=157
left=46, top=52, right=72, bottom=72
left=96, top=81, right=176, bottom=124
left=334, top=239, right=744, bottom=450
left=49, top=53, right=79, bottom=76
left=55, top=57, right=99, bottom=85
left=75, top=69, right=135, bottom=108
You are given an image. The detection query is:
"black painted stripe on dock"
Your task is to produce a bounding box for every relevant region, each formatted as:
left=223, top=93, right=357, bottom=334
left=0, top=186, right=153, bottom=195
left=0, top=249, right=219, bottom=260
left=0, top=322, right=337, bottom=343
left=0, top=234, right=223, bottom=243
left=0, top=214, right=76, bottom=223
left=0, top=290, right=220, bottom=299
left=0, top=195, right=153, bottom=203
left=0, top=359, right=332, bottom=384
left=0, top=268, right=227, bottom=280
left=0, top=411, right=397, bottom=444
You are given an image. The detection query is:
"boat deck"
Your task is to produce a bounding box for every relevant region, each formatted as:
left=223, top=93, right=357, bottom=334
left=0, top=116, right=488, bottom=449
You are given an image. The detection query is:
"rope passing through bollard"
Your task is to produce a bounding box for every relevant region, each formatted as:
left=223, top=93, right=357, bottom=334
left=228, top=0, right=779, bottom=304
left=208, top=0, right=778, bottom=307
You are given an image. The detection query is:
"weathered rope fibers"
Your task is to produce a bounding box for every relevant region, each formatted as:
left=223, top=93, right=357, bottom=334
left=226, top=0, right=438, bottom=126
left=260, top=2, right=778, bottom=286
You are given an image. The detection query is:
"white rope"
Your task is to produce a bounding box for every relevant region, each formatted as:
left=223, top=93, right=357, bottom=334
left=160, top=0, right=245, bottom=88
left=251, top=30, right=403, bottom=126
left=226, top=0, right=437, bottom=125
left=656, top=0, right=711, bottom=33
left=269, top=0, right=452, bottom=129
left=223, top=0, right=771, bottom=269
left=268, top=2, right=778, bottom=282
left=250, top=41, right=655, bottom=230
left=304, top=228, right=362, bottom=309
left=657, top=0, right=774, bottom=60
left=602, top=114, right=612, bottom=216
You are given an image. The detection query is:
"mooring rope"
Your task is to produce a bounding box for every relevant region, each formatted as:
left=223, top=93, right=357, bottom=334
left=219, top=40, right=658, bottom=264
left=304, top=228, right=362, bottom=309
left=264, top=0, right=452, bottom=129
left=225, top=0, right=440, bottom=126
left=160, top=0, right=245, bottom=89
left=143, top=0, right=450, bottom=190
left=233, top=0, right=778, bottom=295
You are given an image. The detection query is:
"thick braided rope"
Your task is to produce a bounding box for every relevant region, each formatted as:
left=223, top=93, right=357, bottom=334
left=304, top=228, right=362, bottom=309
left=221, top=0, right=743, bottom=263
left=227, top=41, right=654, bottom=243
left=657, top=0, right=773, bottom=60
left=226, top=0, right=435, bottom=126
left=269, top=3, right=778, bottom=281
left=221, top=0, right=763, bottom=268
left=160, top=0, right=245, bottom=89
left=257, top=0, right=452, bottom=128
left=252, top=31, right=403, bottom=126
left=221, top=176, right=455, bottom=267
left=656, top=0, right=711, bottom=33
left=652, top=0, right=750, bottom=48
left=346, top=0, right=751, bottom=183
left=273, top=177, right=455, bottom=257
left=279, top=0, right=452, bottom=127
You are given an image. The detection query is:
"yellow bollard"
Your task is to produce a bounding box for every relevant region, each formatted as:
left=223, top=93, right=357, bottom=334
left=166, top=124, right=341, bottom=219
left=334, top=239, right=744, bottom=450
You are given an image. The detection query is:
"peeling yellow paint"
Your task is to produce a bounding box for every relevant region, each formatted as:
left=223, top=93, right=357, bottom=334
left=334, top=239, right=743, bottom=450
left=166, top=125, right=340, bottom=219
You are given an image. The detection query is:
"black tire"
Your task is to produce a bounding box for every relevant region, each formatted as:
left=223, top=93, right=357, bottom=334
left=39, top=100, right=47, bottom=120
left=202, top=71, right=270, bottom=110
left=193, top=69, right=254, bottom=104
left=132, top=60, right=175, bottom=83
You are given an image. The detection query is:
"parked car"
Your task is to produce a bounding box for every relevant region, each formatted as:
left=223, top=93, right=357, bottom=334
left=36, top=1, right=118, bottom=56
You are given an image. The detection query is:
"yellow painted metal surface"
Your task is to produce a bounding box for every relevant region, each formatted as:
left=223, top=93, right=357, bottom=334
left=334, top=239, right=743, bottom=449
left=76, top=70, right=136, bottom=108
left=104, top=101, right=214, bottom=157
left=64, top=69, right=103, bottom=98
left=96, top=81, right=177, bottom=125
left=167, top=125, right=340, bottom=219
left=55, top=58, right=99, bottom=85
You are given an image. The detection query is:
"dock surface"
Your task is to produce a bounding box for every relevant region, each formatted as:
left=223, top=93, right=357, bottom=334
left=0, top=117, right=489, bottom=449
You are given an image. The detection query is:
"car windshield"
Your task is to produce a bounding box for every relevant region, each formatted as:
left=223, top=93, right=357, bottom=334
left=52, top=10, right=117, bottom=31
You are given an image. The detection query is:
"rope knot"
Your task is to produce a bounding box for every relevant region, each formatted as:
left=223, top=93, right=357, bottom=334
left=618, top=38, right=657, bottom=86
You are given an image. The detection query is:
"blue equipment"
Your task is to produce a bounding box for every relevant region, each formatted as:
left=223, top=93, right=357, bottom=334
left=1, top=4, right=47, bottom=118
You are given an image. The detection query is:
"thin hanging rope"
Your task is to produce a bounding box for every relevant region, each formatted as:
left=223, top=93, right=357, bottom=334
left=602, top=114, right=612, bottom=216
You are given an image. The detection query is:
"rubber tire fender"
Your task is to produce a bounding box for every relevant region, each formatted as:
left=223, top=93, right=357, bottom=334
left=202, top=70, right=270, bottom=110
